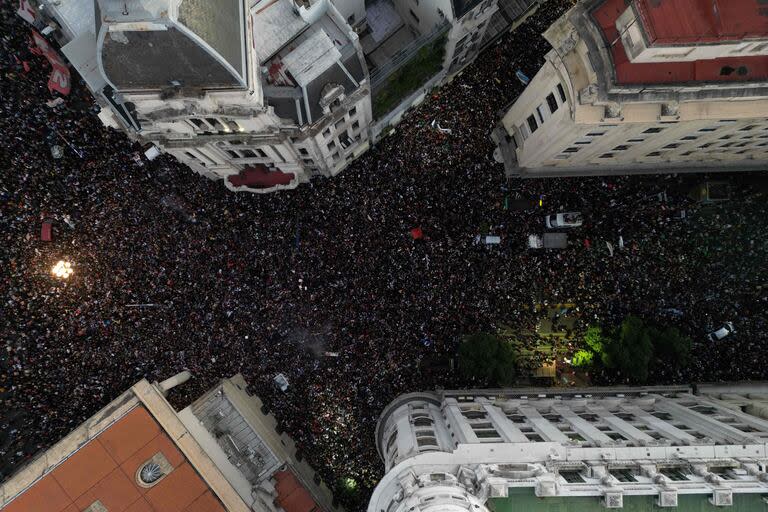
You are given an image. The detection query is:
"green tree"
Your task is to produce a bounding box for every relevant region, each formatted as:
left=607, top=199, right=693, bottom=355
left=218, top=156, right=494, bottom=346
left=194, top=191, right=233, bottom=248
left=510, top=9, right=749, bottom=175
left=584, top=325, right=607, bottom=353
left=603, top=316, right=653, bottom=383
left=458, top=333, right=517, bottom=386
left=572, top=349, right=594, bottom=367
left=649, top=326, right=692, bottom=366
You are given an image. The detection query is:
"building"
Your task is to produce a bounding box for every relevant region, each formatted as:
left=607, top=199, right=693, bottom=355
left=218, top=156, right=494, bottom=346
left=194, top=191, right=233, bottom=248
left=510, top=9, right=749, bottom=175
left=368, top=385, right=768, bottom=512
left=492, top=0, right=768, bottom=178
left=30, top=0, right=372, bottom=193
left=360, top=0, right=499, bottom=131
left=27, top=0, right=503, bottom=194
left=0, top=373, right=341, bottom=512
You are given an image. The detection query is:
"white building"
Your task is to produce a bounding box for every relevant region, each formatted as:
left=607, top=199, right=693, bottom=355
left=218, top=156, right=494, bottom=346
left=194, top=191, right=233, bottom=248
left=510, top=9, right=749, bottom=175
left=31, top=0, right=502, bottom=193
left=369, top=385, right=768, bottom=512
left=492, top=0, right=768, bottom=178
left=33, top=0, right=371, bottom=193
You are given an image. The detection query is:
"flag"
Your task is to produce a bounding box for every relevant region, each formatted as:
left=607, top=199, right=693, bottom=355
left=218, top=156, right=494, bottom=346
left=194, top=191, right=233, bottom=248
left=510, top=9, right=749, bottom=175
left=31, top=30, right=71, bottom=95
left=17, top=0, right=36, bottom=24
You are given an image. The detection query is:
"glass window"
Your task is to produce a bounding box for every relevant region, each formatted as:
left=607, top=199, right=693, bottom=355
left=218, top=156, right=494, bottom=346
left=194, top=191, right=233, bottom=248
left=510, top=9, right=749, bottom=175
left=527, top=115, right=538, bottom=133
left=557, top=83, right=566, bottom=103
left=546, top=93, right=558, bottom=113
left=643, top=127, right=664, bottom=134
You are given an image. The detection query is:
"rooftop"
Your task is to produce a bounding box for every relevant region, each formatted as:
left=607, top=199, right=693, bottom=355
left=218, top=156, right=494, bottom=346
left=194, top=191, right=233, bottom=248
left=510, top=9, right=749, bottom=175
left=634, top=0, right=768, bottom=45
left=2, top=406, right=226, bottom=512
left=251, top=0, right=310, bottom=63
left=591, top=0, right=768, bottom=85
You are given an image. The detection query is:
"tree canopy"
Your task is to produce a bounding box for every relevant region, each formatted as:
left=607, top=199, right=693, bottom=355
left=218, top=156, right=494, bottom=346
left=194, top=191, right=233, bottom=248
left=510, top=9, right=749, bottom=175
left=603, top=315, right=654, bottom=383
left=649, top=325, right=692, bottom=366
left=458, top=333, right=517, bottom=386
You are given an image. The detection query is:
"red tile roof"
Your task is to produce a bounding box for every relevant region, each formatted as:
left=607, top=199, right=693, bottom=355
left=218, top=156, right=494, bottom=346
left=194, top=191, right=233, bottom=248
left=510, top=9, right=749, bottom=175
left=275, top=470, right=320, bottom=512
left=3, top=407, right=226, bottom=512
left=592, top=0, right=768, bottom=85
left=635, top=0, right=768, bottom=44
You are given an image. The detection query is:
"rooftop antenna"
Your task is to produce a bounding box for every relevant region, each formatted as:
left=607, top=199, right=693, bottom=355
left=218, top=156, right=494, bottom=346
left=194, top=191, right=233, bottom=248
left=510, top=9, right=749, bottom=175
left=122, top=2, right=129, bottom=15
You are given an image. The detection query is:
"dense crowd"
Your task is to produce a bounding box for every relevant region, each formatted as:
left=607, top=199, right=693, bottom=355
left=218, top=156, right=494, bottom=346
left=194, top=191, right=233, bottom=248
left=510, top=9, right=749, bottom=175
left=1, top=0, right=767, bottom=509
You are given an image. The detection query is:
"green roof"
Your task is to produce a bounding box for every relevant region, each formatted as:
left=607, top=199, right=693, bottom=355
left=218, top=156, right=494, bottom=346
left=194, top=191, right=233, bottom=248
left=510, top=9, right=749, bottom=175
left=489, top=489, right=768, bottom=512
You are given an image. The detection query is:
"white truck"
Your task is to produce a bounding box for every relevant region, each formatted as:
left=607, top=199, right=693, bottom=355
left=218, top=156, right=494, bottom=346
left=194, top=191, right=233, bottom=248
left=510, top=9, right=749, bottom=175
left=528, top=233, right=568, bottom=249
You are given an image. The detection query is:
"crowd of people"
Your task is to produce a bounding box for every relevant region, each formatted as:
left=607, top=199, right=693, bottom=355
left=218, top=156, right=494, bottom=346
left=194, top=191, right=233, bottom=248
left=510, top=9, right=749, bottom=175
left=1, top=0, right=767, bottom=509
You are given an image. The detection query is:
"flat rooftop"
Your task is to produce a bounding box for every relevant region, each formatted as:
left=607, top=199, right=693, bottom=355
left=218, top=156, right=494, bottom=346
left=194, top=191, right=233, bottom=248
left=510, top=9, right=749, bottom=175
left=489, top=489, right=768, bottom=512
left=592, top=0, right=768, bottom=85
left=635, top=0, right=768, bottom=45
left=251, top=0, right=309, bottom=63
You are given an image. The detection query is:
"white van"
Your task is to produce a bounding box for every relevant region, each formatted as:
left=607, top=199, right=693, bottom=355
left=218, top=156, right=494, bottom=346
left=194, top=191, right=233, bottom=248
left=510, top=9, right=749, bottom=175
left=545, top=212, right=583, bottom=228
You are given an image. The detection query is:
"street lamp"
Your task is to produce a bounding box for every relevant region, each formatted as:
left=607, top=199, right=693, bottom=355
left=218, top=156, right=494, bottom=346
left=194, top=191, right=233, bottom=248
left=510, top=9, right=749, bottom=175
left=51, top=260, right=73, bottom=279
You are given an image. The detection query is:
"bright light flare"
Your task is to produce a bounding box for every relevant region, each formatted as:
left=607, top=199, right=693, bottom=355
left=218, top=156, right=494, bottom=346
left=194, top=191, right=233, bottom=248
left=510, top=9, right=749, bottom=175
left=52, top=260, right=74, bottom=279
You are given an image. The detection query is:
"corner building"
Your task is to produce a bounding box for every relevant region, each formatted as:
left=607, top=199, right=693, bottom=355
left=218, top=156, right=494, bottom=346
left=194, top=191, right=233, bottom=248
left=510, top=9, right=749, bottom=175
left=0, top=374, right=342, bottom=512
left=30, top=0, right=502, bottom=193
left=493, top=0, right=768, bottom=178
left=369, top=385, right=768, bottom=512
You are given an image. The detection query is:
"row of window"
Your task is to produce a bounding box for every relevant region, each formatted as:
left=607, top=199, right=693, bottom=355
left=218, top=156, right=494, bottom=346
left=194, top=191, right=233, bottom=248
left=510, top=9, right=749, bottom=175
left=221, top=144, right=286, bottom=162
left=556, top=121, right=768, bottom=161
left=523, top=84, right=567, bottom=136
left=187, top=117, right=242, bottom=134
left=321, top=106, right=358, bottom=139
left=559, top=466, right=740, bottom=485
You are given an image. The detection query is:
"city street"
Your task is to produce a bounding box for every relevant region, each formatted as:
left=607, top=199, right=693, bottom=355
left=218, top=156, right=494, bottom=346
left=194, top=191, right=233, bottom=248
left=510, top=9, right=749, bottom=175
left=1, top=0, right=767, bottom=509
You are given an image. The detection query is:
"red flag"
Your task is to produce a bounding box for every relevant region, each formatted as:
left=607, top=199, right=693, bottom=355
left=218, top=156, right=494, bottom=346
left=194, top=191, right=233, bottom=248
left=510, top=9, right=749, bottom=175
left=31, top=30, right=70, bottom=95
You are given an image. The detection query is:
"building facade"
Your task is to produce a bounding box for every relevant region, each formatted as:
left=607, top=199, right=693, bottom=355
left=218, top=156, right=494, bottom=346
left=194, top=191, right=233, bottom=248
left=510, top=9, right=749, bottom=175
left=369, top=385, right=768, bottom=512
left=0, top=373, right=342, bottom=512
left=28, top=0, right=501, bottom=194
left=30, top=0, right=372, bottom=193
left=492, top=0, right=768, bottom=178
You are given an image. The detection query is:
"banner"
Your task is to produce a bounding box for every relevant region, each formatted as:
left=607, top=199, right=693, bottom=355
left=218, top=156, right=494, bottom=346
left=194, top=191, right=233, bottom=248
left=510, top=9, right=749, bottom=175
left=31, top=31, right=71, bottom=95
left=17, top=0, right=36, bottom=24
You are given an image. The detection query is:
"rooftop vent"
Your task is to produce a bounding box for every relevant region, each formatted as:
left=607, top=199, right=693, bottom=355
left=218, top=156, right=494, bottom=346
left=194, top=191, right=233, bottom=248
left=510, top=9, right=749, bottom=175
left=139, top=462, right=163, bottom=485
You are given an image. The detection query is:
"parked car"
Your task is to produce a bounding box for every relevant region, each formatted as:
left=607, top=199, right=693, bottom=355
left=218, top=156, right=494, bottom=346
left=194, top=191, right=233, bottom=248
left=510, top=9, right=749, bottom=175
left=273, top=373, right=289, bottom=392
left=707, top=322, right=735, bottom=342
left=474, top=235, right=501, bottom=246
left=545, top=212, right=583, bottom=228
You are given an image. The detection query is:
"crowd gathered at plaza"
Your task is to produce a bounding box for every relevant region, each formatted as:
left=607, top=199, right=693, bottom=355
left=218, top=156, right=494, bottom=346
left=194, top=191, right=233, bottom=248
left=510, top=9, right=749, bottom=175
left=1, top=0, right=767, bottom=508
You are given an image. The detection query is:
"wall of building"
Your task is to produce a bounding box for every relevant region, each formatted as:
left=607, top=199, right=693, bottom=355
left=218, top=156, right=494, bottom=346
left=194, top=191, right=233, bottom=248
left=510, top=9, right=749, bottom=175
left=496, top=10, right=768, bottom=179
left=392, top=0, right=453, bottom=38
left=445, top=0, right=497, bottom=74
left=330, top=0, right=366, bottom=28
left=370, top=386, right=768, bottom=512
